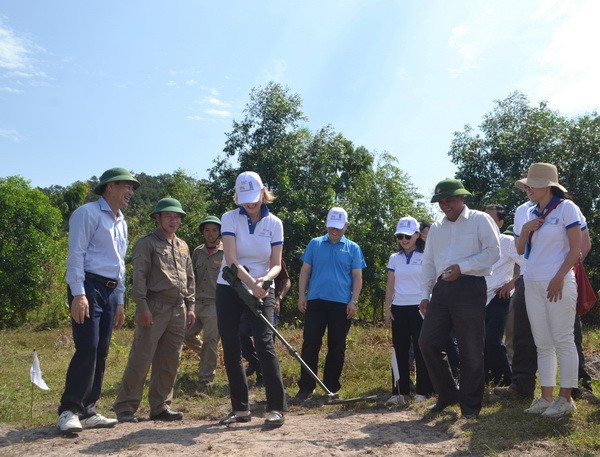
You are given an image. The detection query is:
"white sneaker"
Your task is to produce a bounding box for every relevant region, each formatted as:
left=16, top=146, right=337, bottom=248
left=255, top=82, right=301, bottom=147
left=542, top=397, right=576, bottom=418
left=384, top=395, right=406, bottom=406
left=57, top=411, right=82, bottom=433
left=414, top=394, right=429, bottom=402
left=80, top=413, right=118, bottom=429
left=524, top=397, right=553, bottom=414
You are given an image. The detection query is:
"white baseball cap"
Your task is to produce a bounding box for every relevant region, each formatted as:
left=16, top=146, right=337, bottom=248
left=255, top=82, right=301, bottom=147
left=394, top=216, right=419, bottom=236
left=235, top=171, right=265, bottom=204
left=326, top=207, right=348, bottom=229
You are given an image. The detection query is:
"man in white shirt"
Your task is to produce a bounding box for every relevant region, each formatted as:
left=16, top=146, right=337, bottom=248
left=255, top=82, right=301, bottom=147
left=419, top=179, right=500, bottom=419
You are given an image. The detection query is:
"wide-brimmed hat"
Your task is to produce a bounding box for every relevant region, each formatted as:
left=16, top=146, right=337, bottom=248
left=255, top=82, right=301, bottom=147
left=235, top=171, right=265, bottom=204
left=394, top=216, right=419, bottom=236
left=430, top=179, right=472, bottom=203
left=515, top=163, right=568, bottom=193
left=94, top=167, right=140, bottom=195
left=150, top=198, right=186, bottom=217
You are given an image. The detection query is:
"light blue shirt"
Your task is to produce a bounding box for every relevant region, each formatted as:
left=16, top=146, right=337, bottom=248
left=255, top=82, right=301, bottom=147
left=301, top=234, right=366, bottom=304
left=66, top=197, right=128, bottom=303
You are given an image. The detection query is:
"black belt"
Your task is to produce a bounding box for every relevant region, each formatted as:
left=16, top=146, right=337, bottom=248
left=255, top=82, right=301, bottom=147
left=85, top=272, right=118, bottom=289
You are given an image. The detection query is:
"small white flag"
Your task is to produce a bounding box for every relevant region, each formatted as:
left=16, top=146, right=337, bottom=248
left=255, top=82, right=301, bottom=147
left=30, top=350, right=49, bottom=390
left=391, top=347, right=400, bottom=384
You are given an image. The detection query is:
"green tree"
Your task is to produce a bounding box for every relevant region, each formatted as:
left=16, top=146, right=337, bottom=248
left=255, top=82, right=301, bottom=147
left=0, top=177, right=65, bottom=328
left=208, top=82, right=428, bottom=323
left=449, top=91, right=600, bottom=323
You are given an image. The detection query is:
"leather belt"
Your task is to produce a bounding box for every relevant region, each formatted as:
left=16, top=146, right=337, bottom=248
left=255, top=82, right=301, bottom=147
left=85, top=272, right=118, bottom=289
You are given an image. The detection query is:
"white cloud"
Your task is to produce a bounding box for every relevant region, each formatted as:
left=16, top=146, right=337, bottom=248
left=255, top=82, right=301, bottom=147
left=0, top=22, right=29, bottom=70
left=206, top=108, right=231, bottom=118
left=167, top=80, right=177, bottom=87
left=184, top=79, right=197, bottom=85
left=209, top=97, right=230, bottom=108
left=0, top=86, right=23, bottom=93
left=0, top=128, right=23, bottom=142
left=527, top=0, right=600, bottom=113
left=263, top=58, right=288, bottom=82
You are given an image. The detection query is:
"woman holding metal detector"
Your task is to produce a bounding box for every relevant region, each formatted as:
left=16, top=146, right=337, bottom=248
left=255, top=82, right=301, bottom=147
left=215, top=171, right=286, bottom=428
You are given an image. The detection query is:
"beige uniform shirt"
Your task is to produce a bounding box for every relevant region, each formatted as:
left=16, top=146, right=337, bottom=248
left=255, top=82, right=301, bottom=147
left=192, top=241, right=223, bottom=300
left=132, top=228, right=195, bottom=314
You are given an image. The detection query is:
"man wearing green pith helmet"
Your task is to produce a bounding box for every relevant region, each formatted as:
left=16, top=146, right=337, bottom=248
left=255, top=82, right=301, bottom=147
left=113, top=198, right=196, bottom=423
left=184, top=215, right=224, bottom=392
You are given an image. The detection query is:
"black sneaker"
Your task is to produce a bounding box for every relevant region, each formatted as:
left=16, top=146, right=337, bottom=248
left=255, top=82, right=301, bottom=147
left=150, top=408, right=183, bottom=421
left=290, top=390, right=312, bottom=404
left=116, top=411, right=138, bottom=423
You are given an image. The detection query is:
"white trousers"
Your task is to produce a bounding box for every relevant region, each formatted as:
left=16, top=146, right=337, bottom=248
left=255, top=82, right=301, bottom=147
left=524, top=274, right=578, bottom=388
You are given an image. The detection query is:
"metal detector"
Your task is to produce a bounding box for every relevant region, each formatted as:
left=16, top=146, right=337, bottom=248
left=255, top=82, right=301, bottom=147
left=222, top=264, right=377, bottom=405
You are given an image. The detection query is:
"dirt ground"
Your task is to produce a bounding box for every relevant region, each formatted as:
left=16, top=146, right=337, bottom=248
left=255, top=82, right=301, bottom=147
left=0, top=407, right=566, bottom=457
left=3, top=355, right=598, bottom=456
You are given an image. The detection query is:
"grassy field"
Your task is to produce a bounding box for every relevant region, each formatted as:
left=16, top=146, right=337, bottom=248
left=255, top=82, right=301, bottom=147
left=1, top=323, right=600, bottom=456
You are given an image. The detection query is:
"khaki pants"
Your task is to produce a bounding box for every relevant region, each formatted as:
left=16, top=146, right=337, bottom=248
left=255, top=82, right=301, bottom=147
left=184, top=298, right=220, bottom=382
left=114, top=301, right=186, bottom=416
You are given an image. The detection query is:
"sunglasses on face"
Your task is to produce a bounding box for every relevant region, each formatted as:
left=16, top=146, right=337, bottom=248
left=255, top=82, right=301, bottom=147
left=396, top=234, right=414, bottom=240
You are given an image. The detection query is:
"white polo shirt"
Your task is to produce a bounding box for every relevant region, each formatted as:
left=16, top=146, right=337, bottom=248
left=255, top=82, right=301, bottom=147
left=387, top=249, right=424, bottom=306
left=514, top=198, right=580, bottom=281
left=216, top=205, right=283, bottom=286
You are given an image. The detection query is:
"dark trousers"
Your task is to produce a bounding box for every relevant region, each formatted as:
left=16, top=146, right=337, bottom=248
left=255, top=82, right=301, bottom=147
left=240, top=310, right=263, bottom=378
left=574, top=315, right=593, bottom=391
left=508, top=277, right=538, bottom=396
left=391, top=305, right=433, bottom=396
left=216, top=284, right=285, bottom=412
left=59, top=277, right=117, bottom=417
left=484, top=294, right=512, bottom=386
left=419, top=275, right=486, bottom=415
left=298, top=299, right=351, bottom=393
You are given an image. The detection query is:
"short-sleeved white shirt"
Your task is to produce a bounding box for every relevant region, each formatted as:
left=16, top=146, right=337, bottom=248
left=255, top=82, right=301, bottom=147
left=514, top=198, right=580, bottom=281
left=216, top=205, right=283, bottom=286
left=387, top=249, right=424, bottom=306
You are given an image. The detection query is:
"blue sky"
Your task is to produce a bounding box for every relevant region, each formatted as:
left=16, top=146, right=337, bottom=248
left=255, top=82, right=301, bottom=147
left=1, top=0, right=599, bottom=204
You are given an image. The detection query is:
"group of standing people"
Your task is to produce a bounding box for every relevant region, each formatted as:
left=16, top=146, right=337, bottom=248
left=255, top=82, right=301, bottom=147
left=385, top=163, right=588, bottom=420
left=56, top=161, right=589, bottom=434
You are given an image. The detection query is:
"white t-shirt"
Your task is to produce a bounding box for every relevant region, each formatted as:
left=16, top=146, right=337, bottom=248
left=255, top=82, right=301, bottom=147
left=514, top=198, right=580, bottom=281
left=387, top=249, right=424, bottom=306
left=216, top=206, right=283, bottom=286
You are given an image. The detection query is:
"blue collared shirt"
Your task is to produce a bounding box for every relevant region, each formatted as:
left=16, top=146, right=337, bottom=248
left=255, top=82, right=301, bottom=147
left=301, top=234, right=366, bottom=304
left=66, top=197, right=128, bottom=303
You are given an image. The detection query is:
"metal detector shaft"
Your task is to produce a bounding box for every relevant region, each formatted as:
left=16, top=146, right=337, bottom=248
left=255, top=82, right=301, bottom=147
left=222, top=264, right=377, bottom=405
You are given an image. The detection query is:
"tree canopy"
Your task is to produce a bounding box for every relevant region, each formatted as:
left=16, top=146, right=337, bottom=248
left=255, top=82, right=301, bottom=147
left=208, top=82, right=429, bottom=322
left=449, top=91, right=600, bottom=321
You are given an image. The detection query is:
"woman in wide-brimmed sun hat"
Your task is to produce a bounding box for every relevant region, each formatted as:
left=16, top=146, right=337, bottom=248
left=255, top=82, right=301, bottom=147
left=514, top=162, right=581, bottom=418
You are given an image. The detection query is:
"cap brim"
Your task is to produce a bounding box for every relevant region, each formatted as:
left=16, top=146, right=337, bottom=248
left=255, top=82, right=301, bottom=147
left=430, top=190, right=471, bottom=203
left=327, top=222, right=346, bottom=229
left=237, top=191, right=262, bottom=204
left=395, top=230, right=418, bottom=236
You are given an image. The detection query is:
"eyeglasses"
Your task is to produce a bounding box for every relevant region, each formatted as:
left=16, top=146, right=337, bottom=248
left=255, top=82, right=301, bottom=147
left=396, top=234, right=414, bottom=240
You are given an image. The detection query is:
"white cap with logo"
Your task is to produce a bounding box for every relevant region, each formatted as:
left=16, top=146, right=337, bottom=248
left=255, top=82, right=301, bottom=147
left=394, top=216, right=419, bottom=236
left=326, top=207, right=348, bottom=229
left=235, top=171, right=265, bottom=204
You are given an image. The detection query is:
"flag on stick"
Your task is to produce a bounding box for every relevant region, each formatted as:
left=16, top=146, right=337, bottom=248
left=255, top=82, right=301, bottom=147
left=30, top=350, right=49, bottom=390
left=391, top=347, right=400, bottom=385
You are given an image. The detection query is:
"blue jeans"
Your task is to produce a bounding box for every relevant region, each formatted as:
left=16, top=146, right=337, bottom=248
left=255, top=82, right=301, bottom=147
left=59, top=277, right=117, bottom=417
